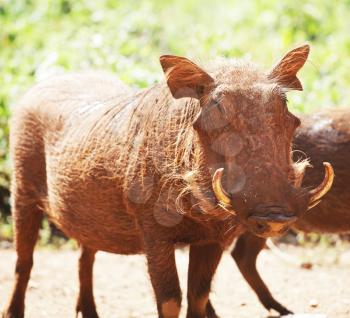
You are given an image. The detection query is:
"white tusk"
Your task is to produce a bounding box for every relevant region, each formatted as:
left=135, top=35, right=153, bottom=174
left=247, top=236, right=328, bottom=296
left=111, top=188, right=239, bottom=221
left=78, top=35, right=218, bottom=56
left=308, top=162, right=334, bottom=207
left=212, top=168, right=231, bottom=206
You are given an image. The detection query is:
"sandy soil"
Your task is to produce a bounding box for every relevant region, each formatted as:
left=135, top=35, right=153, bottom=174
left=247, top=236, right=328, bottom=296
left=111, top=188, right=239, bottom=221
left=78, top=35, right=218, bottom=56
left=0, top=246, right=349, bottom=318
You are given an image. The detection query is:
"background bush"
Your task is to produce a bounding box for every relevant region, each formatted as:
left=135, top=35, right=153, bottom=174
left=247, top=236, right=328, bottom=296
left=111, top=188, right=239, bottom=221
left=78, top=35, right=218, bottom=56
left=1, top=0, right=350, bottom=242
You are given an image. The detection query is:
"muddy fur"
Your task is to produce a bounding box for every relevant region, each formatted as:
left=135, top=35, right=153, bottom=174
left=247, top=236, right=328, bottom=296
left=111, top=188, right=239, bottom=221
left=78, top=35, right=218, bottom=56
left=4, top=47, right=315, bottom=318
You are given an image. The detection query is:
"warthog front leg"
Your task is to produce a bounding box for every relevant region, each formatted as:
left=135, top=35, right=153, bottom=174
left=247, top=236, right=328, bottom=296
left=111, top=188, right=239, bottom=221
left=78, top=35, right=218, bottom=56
left=187, top=243, right=223, bottom=318
left=75, top=246, right=98, bottom=318
left=144, top=238, right=181, bottom=318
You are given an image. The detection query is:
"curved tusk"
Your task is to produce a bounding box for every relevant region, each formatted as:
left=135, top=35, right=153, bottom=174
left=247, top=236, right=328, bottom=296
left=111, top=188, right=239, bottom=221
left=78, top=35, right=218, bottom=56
left=212, top=168, right=231, bottom=206
left=308, top=162, right=334, bottom=206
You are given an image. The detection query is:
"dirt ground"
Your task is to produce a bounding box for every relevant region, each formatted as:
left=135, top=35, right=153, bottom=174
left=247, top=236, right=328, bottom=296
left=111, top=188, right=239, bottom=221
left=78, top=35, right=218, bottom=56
left=0, top=245, right=349, bottom=318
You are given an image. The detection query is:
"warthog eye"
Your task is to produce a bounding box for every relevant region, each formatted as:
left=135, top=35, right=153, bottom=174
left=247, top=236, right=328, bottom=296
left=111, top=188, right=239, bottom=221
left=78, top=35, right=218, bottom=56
left=211, top=99, right=224, bottom=114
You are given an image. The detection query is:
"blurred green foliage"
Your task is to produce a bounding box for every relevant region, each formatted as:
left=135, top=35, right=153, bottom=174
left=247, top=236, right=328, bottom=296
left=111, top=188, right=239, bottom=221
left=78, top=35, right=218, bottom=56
left=1, top=0, right=350, bottom=242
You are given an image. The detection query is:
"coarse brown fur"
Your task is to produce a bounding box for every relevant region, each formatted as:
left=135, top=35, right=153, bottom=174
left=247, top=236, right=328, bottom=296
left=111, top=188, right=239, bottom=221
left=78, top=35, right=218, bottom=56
left=206, top=107, right=350, bottom=316
left=3, top=47, right=315, bottom=318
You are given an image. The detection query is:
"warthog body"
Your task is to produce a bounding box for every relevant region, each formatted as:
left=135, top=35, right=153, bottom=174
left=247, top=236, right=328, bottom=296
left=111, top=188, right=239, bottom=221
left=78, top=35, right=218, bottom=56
left=4, top=46, right=333, bottom=318
left=207, top=107, right=350, bottom=316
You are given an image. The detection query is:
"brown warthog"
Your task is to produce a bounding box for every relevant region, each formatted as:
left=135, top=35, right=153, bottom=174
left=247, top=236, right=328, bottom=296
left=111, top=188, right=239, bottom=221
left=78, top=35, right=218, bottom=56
left=3, top=45, right=334, bottom=318
left=207, top=107, right=349, bottom=316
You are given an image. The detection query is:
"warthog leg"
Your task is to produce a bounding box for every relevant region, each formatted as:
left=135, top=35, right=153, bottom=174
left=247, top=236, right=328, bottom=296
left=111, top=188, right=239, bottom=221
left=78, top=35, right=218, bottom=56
left=205, top=300, right=220, bottom=318
left=143, top=237, right=181, bottom=318
left=230, top=232, right=292, bottom=315
left=3, top=195, right=43, bottom=318
left=75, top=246, right=98, bottom=318
left=187, top=243, right=223, bottom=318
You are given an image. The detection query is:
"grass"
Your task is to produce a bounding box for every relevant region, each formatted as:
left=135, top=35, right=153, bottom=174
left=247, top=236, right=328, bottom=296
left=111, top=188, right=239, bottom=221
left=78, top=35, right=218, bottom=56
left=1, top=0, right=350, bottom=243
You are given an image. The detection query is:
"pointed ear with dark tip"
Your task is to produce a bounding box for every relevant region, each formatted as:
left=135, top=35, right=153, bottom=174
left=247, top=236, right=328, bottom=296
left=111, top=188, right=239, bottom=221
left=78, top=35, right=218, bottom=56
left=268, top=45, right=310, bottom=91
left=159, top=55, right=214, bottom=99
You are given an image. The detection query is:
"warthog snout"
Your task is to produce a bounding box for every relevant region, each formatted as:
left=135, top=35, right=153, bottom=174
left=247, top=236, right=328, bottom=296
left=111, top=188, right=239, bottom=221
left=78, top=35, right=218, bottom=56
left=247, top=206, right=297, bottom=237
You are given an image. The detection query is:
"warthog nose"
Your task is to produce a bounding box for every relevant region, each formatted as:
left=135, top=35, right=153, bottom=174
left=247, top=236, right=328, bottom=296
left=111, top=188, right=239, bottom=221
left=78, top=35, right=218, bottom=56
left=248, top=209, right=297, bottom=235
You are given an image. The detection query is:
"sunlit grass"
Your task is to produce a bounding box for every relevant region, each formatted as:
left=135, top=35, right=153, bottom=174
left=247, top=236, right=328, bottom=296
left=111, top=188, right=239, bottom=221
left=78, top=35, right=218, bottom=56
left=1, top=0, right=350, bottom=242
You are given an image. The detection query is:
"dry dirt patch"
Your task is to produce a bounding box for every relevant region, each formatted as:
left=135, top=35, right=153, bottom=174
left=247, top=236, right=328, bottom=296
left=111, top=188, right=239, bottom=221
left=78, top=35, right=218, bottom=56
left=0, top=247, right=349, bottom=317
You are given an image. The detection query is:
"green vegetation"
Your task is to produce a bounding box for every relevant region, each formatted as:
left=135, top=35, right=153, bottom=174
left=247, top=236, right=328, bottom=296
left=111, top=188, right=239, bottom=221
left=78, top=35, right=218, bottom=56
left=1, top=0, right=350, bottom=243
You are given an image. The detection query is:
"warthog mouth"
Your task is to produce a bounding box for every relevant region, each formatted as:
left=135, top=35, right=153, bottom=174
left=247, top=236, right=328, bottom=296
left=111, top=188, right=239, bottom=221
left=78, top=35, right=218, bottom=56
left=247, top=213, right=298, bottom=238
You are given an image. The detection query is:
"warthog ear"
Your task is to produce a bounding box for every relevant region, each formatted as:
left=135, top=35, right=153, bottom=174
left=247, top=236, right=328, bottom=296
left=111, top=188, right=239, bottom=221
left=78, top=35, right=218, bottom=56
left=268, top=44, right=310, bottom=91
left=160, top=55, right=214, bottom=99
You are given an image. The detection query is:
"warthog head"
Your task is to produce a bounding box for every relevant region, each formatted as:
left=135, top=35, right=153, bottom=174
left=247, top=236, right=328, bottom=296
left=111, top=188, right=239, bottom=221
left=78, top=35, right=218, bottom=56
left=160, top=45, right=334, bottom=237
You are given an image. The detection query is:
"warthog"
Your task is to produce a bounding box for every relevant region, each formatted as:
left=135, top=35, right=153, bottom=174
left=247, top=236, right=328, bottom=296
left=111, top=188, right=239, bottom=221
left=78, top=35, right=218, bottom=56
left=3, top=45, right=333, bottom=318
left=207, top=108, right=348, bottom=316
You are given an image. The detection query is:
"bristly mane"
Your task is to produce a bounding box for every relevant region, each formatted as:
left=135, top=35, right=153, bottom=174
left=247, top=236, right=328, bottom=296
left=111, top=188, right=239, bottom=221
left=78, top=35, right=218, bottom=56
left=114, top=84, right=220, bottom=216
